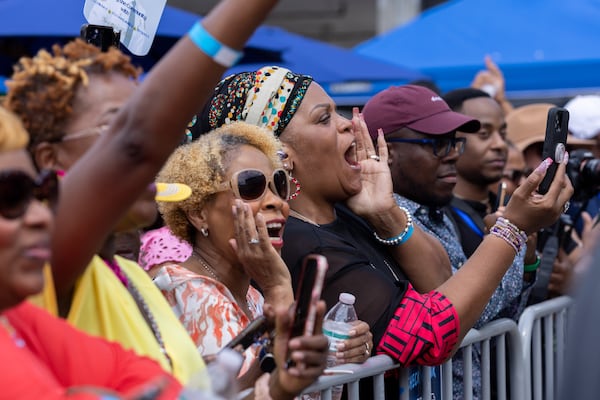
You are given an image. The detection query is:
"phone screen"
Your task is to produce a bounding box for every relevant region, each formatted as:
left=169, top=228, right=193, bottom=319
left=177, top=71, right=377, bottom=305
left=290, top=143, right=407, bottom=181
left=538, top=107, right=569, bottom=194
left=289, top=254, right=328, bottom=338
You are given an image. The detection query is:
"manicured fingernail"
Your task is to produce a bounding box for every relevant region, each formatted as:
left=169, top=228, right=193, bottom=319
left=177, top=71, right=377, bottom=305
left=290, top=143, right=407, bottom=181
left=377, top=128, right=384, bottom=137
left=563, top=151, right=569, bottom=165
left=534, top=157, right=553, bottom=174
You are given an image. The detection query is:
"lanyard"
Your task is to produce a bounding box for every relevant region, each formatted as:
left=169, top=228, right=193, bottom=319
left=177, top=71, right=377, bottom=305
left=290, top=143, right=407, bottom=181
left=451, top=206, right=484, bottom=238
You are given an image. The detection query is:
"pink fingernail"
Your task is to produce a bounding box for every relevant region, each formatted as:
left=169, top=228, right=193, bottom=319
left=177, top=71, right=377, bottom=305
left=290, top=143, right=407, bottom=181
left=563, top=151, right=569, bottom=165
left=535, top=157, right=553, bottom=174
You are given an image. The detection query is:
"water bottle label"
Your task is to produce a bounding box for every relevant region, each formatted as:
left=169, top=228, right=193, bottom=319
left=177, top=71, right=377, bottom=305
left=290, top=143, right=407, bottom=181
left=322, top=329, right=351, bottom=340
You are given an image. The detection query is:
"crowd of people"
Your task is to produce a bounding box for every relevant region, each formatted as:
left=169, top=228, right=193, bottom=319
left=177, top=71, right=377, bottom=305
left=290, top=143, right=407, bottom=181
left=2, top=1, right=599, bottom=399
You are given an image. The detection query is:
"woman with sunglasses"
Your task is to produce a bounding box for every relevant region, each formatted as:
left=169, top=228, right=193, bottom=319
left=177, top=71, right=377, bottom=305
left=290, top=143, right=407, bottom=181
left=195, top=66, right=572, bottom=369
left=154, top=122, right=330, bottom=384
left=3, top=0, right=283, bottom=387
left=0, top=105, right=187, bottom=398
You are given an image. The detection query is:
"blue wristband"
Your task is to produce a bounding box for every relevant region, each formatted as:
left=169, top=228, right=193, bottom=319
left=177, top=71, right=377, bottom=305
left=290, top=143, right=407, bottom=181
left=373, top=206, right=415, bottom=246
left=188, top=22, right=243, bottom=68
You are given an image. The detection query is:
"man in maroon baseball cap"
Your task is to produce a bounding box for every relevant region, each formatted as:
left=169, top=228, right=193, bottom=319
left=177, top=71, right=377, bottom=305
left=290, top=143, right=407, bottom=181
left=362, top=84, right=479, bottom=207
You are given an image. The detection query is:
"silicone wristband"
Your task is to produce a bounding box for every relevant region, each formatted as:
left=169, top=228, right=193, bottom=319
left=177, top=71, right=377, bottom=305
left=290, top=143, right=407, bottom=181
left=188, top=22, right=243, bottom=67
left=524, top=256, right=542, bottom=273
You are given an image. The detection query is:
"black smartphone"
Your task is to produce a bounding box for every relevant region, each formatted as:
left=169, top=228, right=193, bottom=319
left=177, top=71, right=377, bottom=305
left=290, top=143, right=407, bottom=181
left=495, top=181, right=507, bottom=211
left=80, top=24, right=121, bottom=52
left=538, top=107, right=569, bottom=194
left=222, top=315, right=270, bottom=352
left=289, top=254, right=328, bottom=338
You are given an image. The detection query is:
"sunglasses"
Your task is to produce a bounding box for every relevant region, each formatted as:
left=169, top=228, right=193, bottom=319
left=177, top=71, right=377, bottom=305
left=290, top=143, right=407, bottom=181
left=216, top=168, right=290, bottom=201
left=0, top=170, right=59, bottom=219
left=386, top=136, right=467, bottom=158
left=51, top=124, right=109, bottom=143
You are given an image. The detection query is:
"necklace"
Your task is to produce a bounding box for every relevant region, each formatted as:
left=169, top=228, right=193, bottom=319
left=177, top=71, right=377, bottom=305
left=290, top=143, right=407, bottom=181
left=192, top=249, right=254, bottom=315
left=0, top=315, right=26, bottom=348
left=192, top=249, right=220, bottom=281
left=289, top=209, right=321, bottom=227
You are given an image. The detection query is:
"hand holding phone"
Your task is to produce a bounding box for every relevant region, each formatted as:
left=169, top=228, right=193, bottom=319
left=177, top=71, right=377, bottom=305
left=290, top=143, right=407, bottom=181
left=538, top=107, right=569, bottom=194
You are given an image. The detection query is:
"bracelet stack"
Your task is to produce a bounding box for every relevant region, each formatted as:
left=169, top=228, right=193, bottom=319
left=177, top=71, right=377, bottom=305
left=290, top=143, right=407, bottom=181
left=188, top=22, right=243, bottom=68
left=489, top=217, right=528, bottom=254
left=373, top=206, right=414, bottom=246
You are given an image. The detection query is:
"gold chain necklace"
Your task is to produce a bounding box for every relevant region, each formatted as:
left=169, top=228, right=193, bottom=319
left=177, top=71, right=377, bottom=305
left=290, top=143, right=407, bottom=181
left=289, top=209, right=321, bottom=227
left=192, top=249, right=220, bottom=281
left=192, top=249, right=254, bottom=314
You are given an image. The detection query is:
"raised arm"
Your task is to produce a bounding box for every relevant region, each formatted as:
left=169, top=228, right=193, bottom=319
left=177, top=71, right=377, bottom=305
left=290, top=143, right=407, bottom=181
left=437, top=157, right=572, bottom=343
left=51, top=0, right=279, bottom=297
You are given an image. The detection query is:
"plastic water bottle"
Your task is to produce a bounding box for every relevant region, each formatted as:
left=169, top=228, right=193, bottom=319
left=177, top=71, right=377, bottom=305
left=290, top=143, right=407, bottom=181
left=322, top=292, right=358, bottom=400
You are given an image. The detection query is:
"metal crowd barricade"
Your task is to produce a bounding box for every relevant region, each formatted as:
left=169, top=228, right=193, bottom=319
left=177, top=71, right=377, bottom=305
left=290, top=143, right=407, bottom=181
left=518, top=296, right=573, bottom=400
left=446, top=318, right=525, bottom=400
left=301, top=318, right=523, bottom=400
left=301, top=354, right=399, bottom=400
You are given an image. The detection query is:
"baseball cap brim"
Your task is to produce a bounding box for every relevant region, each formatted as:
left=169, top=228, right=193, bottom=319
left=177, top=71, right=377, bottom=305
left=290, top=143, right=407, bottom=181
left=155, top=183, right=192, bottom=202
left=407, top=109, right=481, bottom=135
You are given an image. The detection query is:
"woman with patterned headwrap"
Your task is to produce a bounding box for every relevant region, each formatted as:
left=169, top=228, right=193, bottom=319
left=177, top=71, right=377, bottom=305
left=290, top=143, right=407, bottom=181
left=194, top=65, right=572, bottom=369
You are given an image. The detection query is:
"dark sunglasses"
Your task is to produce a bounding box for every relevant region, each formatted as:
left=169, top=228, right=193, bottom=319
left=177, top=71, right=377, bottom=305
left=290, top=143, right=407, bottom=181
left=386, top=136, right=467, bottom=158
left=216, top=168, right=290, bottom=201
left=0, top=169, right=59, bottom=219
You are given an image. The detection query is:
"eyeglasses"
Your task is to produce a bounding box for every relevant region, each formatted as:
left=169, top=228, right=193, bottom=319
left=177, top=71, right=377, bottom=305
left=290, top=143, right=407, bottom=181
left=216, top=168, right=290, bottom=201
left=386, top=136, right=467, bottom=158
left=55, top=124, right=109, bottom=142
left=0, top=169, right=59, bottom=219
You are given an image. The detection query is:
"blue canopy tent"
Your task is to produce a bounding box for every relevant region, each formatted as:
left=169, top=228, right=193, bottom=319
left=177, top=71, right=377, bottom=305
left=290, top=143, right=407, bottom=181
left=229, top=26, right=427, bottom=105
left=355, top=0, right=600, bottom=99
left=0, top=0, right=426, bottom=104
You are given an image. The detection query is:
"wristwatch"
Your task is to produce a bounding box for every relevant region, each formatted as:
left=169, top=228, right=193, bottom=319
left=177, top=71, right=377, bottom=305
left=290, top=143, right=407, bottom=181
left=259, top=345, right=276, bottom=373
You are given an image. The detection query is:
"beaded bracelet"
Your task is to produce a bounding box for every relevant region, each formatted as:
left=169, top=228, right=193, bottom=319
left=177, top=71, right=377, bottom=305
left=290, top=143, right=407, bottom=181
left=489, top=217, right=528, bottom=254
left=373, top=206, right=414, bottom=246
left=523, top=255, right=542, bottom=273
left=188, top=22, right=243, bottom=68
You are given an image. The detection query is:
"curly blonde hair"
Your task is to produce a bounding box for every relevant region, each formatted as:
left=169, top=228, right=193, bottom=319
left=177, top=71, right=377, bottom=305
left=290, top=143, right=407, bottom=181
left=157, top=121, right=283, bottom=244
left=0, top=106, right=29, bottom=152
left=3, top=39, right=140, bottom=151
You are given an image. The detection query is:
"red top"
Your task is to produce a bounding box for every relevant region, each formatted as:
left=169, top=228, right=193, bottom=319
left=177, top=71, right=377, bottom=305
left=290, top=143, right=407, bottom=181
left=0, top=302, right=182, bottom=399
left=377, top=285, right=460, bottom=366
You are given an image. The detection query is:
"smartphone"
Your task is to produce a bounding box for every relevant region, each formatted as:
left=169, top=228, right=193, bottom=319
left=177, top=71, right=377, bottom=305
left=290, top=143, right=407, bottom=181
left=495, top=181, right=507, bottom=211
left=222, top=315, right=270, bottom=352
left=289, top=254, right=328, bottom=338
left=80, top=24, right=121, bottom=52
left=538, top=107, right=569, bottom=194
